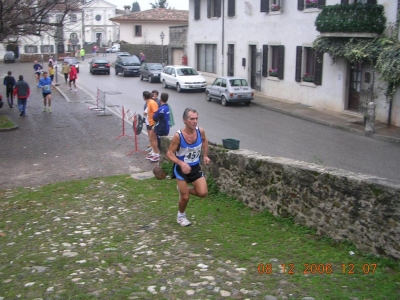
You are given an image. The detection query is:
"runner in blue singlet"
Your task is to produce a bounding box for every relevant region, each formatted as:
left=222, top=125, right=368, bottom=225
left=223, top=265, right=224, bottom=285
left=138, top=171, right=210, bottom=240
left=166, top=108, right=211, bottom=227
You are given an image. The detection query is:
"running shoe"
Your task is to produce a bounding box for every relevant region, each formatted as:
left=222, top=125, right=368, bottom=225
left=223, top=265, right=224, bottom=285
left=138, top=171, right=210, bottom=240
left=177, top=215, right=191, bottom=227
left=150, top=155, right=159, bottom=162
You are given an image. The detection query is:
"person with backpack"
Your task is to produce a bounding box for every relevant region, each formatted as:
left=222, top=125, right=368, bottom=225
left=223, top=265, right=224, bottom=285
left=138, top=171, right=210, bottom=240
left=3, top=71, right=16, bottom=108
left=13, top=75, right=30, bottom=116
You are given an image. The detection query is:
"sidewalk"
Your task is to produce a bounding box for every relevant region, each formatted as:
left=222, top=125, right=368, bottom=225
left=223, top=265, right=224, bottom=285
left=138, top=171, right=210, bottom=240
left=251, top=93, right=400, bottom=143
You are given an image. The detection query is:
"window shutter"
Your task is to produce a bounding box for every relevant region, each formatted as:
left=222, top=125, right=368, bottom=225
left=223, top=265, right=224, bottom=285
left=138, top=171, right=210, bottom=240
left=295, top=46, right=302, bottom=82
left=207, top=0, right=211, bottom=18
left=260, top=0, right=269, bottom=12
left=215, top=0, right=222, bottom=17
left=51, top=45, right=54, bottom=53
left=366, top=0, right=377, bottom=4
left=195, top=0, right=200, bottom=20
left=341, top=0, right=349, bottom=4
left=228, top=0, right=235, bottom=17
left=24, top=46, right=28, bottom=53
left=298, top=0, right=304, bottom=11
left=314, top=51, right=324, bottom=85
left=262, top=45, right=268, bottom=77
left=277, top=45, right=284, bottom=80
left=34, top=46, right=38, bottom=53
left=317, top=0, right=325, bottom=9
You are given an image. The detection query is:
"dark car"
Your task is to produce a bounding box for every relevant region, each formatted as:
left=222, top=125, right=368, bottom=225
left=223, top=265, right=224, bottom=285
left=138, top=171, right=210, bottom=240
left=115, top=55, right=141, bottom=77
left=4, top=51, right=15, bottom=63
left=63, top=57, right=79, bottom=73
left=89, top=58, right=110, bottom=75
left=139, top=63, right=163, bottom=83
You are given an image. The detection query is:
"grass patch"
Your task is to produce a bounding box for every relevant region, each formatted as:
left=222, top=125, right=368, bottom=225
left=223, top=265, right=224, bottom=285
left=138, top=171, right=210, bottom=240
left=0, top=115, right=14, bottom=129
left=0, top=175, right=399, bottom=299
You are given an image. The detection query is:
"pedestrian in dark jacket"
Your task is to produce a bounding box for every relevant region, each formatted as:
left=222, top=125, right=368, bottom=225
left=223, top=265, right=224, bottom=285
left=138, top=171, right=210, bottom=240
left=3, top=71, right=16, bottom=108
left=13, top=75, right=30, bottom=116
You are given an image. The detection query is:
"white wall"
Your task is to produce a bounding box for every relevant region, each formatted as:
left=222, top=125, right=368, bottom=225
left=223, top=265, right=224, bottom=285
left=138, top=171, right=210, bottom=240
left=119, top=22, right=179, bottom=45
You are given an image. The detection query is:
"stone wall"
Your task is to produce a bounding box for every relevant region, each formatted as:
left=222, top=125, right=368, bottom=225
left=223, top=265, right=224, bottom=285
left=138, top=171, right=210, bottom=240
left=159, top=137, right=400, bottom=260
left=121, top=44, right=167, bottom=65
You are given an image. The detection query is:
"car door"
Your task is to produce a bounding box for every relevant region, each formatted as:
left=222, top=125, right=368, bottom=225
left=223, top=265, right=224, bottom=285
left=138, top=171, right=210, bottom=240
left=209, top=78, right=222, bottom=99
left=169, top=68, right=177, bottom=86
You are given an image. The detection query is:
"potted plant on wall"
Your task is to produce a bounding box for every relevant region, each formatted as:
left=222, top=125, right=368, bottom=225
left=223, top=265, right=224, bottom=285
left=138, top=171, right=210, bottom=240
left=305, top=0, right=317, bottom=9
left=302, top=72, right=314, bottom=82
left=269, top=68, right=278, bottom=77
left=271, top=4, right=280, bottom=11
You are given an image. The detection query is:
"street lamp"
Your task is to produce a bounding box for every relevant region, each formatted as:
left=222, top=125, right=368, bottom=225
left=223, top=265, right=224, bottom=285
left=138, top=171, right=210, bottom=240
left=160, top=31, right=165, bottom=65
left=40, top=35, right=44, bottom=65
left=53, top=36, right=59, bottom=86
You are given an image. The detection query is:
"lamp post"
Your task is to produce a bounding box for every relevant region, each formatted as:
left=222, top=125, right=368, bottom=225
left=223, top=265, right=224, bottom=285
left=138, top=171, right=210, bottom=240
left=54, top=36, right=59, bottom=86
left=40, top=35, right=44, bottom=65
left=160, top=31, right=165, bottom=65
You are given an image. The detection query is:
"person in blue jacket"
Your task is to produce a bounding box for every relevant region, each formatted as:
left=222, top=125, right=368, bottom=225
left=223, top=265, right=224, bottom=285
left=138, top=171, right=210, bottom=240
left=37, top=72, right=53, bottom=112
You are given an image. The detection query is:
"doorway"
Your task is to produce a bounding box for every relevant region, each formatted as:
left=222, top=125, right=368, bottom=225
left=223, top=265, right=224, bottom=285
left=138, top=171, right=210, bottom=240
left=250, top=45, right=261, bottom=91
left=227, top=44, right=234, bottom=76
left=348, top=62, right=374, bottom=114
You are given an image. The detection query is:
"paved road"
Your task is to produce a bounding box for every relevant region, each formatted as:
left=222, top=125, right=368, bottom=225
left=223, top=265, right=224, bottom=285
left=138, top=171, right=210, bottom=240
left=75, top=59, right=400, bottom=184
left=0, top=61, right=155, bottom=189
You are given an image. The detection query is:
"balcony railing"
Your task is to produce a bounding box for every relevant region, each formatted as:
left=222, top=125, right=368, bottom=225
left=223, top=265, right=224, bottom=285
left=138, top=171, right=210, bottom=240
left=315, top=4, right=386, bottom=36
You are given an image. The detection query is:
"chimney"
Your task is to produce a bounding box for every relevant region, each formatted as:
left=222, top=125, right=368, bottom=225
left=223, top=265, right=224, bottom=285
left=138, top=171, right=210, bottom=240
left=123, top=6, right=131, bottom=15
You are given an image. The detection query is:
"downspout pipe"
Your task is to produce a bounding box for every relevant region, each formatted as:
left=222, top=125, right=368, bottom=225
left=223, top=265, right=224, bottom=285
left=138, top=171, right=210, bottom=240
left=221, top=0, right=225, bottom=76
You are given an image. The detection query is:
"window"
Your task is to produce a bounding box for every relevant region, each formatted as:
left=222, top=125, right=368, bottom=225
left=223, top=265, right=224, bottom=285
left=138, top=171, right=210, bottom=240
left=298, top=0, right=325, bottom=10
left=271, top=0, right=281, bottom=11
left=41, top=45, right=54, bottom=53
left=196, top=44, right=217, bottom=73
left=262, top=45, right=284, bottom=79
left=295, top=46, right=323, bottom=85
left=194, top=0, right=201, bottom=20
left=135, top=25, right=142, bottom=37
left=261, top=0, right=281, bottom=13
left=207, top=0, right=221, bottom=18
left=95, top=14, right=102, bottom=21
left=25, top=46, right=37, bottom=53
left=70, top=14, right=77, bottom=22
left=227, top=0, right=235, bottom=17
left=342, top=0, right=377, bottom=3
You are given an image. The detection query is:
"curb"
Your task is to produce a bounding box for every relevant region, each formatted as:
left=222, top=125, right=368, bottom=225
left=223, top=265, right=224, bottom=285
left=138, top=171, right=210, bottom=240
left=0, top=115, right=19, bottom=132
left=251, top=101, right=400, bottom=144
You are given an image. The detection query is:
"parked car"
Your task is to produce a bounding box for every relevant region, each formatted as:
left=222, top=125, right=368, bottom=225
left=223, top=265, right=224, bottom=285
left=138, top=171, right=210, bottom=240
left=89, top=58, right=110, bottom=75
left=206, top=77, right=254, bottom=106
left=160, top=65, right=207, bottom=93
left=115, top=55, right=141, bottom=77
left=4, top=51, right=15, bottom=63
left=63, top=57, right=80, bottom=73
left=105, top=44, right=120, bottom=53
left=139, top=63, right=163, bottom=83
left=115, top=52, right=131, bottom=57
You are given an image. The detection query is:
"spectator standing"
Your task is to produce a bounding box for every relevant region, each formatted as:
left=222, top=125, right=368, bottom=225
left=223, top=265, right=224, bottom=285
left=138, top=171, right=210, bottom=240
left=75, top=49, right=80, bottom=58
left=13, top=75, right=30, bottom=116
left=68, top=64, right=78, bottom=92
left=153, top=92, right=171, bottom=148
left=151, top=90, right=161, bottom=107
left=62, top=62, right=70, bottom=83
left=140, top=52, right=146, bottom=64
left=103, top=47, right=107, bottom=57
left=33, top=60, right=42, bottom=84
left=3, top=71, right=16, bottom=108
left=37, top=71, right=52, bottom=113
left=48, top=61, right=55, bottom=84
left=143, top=91, right=159, bottom=162
left=80, top=48, right=85, bottom=61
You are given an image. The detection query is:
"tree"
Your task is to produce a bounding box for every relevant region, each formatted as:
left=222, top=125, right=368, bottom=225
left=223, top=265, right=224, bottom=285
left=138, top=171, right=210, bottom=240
left=0, top=0, right=81, bottom=42
left=131, top=1, right=141, bottom=12
left=149, top=0, right=169, bottom=9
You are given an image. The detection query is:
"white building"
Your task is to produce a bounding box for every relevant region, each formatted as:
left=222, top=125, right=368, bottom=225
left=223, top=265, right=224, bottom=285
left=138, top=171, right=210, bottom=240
left=187, top=0, right=400, bottom=127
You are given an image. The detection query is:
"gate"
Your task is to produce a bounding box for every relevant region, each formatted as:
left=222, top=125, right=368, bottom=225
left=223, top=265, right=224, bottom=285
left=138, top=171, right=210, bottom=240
left=348, top=62, right=374, bottom=114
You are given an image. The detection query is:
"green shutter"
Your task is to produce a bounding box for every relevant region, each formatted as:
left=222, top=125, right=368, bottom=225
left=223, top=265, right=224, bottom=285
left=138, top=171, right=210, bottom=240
left=277, top=45, right=284, bottom=80
left=261, top=0, right=269, bottom=12
left=215, top=0, right=221, bottom=17
left=295, top=46, right=302, bottom=82
left=228, top=0, right=235, bottom=17
left=262, top=45, right=268, bottom=77
left=298, top=0, right=304, bottom=11
left=318, top=0, right=326, bottom=9
left=195, top=0, right=200, bottom=20
left=314, top=51, right=324, bottom=85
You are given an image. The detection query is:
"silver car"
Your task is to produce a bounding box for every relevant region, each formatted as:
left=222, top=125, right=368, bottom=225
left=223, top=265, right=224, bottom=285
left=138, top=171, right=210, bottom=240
left=139, top=63, right=163, bottom=83
left=206, top=77, right=254, bottom=106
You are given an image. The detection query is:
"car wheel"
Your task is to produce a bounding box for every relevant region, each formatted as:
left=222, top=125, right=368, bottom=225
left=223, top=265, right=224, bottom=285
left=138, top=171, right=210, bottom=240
left=244, top=101, right=251, bottom=106
left=149, top=76, right=153, bottom=83
left=115, top=69, right=118, bottom=75
left=221, top=96, right=228, bottom=106
left=140, top=75, right=143, bottom=81
left=163, top=80, right=168, bottom=89
left=176, top=83, right=182, bottom=93
left=206, top=92, right=212, bottom=102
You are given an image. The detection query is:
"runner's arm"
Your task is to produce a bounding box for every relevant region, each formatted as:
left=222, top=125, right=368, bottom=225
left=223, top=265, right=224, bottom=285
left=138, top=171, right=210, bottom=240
left=199, top=127, right=210, bottom=165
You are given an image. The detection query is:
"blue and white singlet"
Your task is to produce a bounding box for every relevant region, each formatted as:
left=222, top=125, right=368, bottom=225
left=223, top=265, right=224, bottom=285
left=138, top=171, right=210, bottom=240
left=175, top=127, right=202, bottom=166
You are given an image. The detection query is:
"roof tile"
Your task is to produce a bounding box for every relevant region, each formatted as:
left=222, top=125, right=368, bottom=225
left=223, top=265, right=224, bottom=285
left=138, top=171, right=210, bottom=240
left=110, top=8, right=188, bottom=22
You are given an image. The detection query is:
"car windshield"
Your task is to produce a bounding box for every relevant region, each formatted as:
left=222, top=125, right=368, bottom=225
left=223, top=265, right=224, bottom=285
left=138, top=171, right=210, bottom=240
left=121, top=57, right=141, bottom=66
left=148, top=64, right=163, bottom=70
left=229, top=79, right=249, bottom=87
left=93, top=60, right=108, bottom=64
left=177, top=68, right=198, bottom=76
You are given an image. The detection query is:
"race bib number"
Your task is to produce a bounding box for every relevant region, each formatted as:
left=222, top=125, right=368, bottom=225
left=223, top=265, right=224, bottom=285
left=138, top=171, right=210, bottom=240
left=183, top=147, right=201, bottom=164
left=43, top=85, right=50, bottom=91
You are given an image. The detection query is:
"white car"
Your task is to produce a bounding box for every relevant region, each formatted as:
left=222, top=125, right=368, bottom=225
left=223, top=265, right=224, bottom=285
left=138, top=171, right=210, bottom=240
left=160, top=65, right=207, bottom=93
